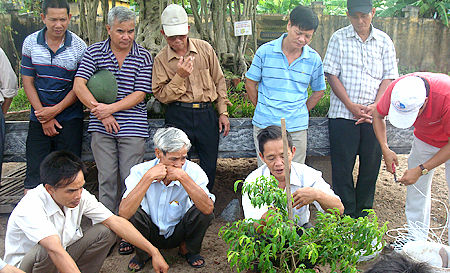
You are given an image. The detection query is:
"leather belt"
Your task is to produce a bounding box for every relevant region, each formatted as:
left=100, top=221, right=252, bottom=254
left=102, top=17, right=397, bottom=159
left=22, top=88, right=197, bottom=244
left=171, top=102, right=213, bottom=109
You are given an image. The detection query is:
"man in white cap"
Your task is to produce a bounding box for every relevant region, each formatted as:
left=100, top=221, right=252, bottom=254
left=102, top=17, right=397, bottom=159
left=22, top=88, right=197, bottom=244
left=373, top=73, right=450, bottom=239
left=152, top=4, right=232, bottom=192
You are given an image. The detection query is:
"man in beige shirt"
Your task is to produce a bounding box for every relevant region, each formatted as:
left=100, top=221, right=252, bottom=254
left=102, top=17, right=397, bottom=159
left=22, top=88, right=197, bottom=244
left=152, top=4, right=232, bottom=191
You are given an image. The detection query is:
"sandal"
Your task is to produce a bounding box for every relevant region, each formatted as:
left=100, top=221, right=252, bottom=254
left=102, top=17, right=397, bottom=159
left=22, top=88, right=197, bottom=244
left=127, top=255, right=150, bottom=272
left=119, top=240, right=135, bottom=255
left=178, top=252, right=205, bottom=268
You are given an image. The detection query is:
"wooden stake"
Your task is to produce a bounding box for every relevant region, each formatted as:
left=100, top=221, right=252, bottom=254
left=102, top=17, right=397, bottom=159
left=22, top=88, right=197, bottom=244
left=281, top=118, right=293, bottom=225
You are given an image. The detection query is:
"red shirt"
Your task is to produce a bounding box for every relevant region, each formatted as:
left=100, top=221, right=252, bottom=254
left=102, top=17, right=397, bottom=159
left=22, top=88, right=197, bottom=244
left=377, top=72, right=450, bottom=148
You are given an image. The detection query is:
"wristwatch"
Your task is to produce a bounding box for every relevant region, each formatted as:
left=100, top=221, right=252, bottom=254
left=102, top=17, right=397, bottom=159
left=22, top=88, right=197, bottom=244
left=221, top=111, right=229, bottom=117
left=419, top=164, right=429, bottom=175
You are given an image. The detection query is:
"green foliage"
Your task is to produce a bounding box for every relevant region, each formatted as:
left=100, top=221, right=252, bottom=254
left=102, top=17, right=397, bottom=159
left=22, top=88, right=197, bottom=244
left=227, top=82, right=256, bottom=118
left=220, top=176, right=387, bottom=273
left=308, top=84, right=331, bottom=118
left=9, top=88, right=31, bottom=112
left=377, top=0, right=450, bottom=26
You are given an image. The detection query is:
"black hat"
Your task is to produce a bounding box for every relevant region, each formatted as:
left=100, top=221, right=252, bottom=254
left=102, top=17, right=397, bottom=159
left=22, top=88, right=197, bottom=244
left=347, top=0, right=373, bottom=15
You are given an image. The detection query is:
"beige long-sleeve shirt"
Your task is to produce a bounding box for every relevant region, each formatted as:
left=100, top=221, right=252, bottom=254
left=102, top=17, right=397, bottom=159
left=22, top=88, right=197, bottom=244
left=0, top=47, right=18, bottom=104
left=152, top=38, right=231, bottom=114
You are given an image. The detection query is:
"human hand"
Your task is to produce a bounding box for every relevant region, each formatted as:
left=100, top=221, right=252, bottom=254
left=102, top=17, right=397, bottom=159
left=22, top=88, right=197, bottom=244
left=348, top=103, right=372, bottom=121
left=35, top=106, right=59, bottom=124
left=355, top=104, right=377, bottom=124
left=176, top=56, right=194, bottom=78
left=383, top=150, right=399, bottom=174
left=151, top=251, right=169, bottom=273
left=146, top=163, right=167, bottom=182
left=42, top=119, right=62, bottom=137
left=398, top=167, right=422, bottom=186
left=101, top=115, right=120, bottom=134
left=91, top=101, right=114, bottom=120
left=164, top=165, right=185, bottom=184
left=292, top=187, right=318, bottom=209
left=219, top=114, right=230, bottom=136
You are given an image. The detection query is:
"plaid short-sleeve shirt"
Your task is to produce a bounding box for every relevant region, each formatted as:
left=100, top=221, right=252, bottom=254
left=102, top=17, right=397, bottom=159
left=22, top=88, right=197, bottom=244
left=323, top=25, right=398, bottom=120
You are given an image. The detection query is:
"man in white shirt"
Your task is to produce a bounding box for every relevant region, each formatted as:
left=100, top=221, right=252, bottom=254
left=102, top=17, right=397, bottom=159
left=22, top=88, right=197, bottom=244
left=242, top=125, right=344, bottom=227
left=4, top=151, right=169, bottom=273
left=119, top=127, right=215, bottom=270
left=0, top=47, right=18, bottom=176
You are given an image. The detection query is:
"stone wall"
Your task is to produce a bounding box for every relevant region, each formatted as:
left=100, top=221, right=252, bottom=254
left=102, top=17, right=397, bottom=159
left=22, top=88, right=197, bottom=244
left=4, top=118, right=413, bottom=162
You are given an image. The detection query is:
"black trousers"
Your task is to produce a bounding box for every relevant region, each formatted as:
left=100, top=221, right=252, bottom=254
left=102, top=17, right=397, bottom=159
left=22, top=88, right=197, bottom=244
left=328, top=118, right=381, bottom=218
left=165, top=104, right=219, bottom=191
left=129, top=205, right=214, bottom=262
left=24, top=118, right=83, bottom=189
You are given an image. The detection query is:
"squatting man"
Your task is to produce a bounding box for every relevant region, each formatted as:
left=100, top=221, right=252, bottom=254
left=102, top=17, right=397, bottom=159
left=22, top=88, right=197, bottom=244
left=242, top=125, right=344, bottom=229
left=119, top=127, right=215, bottom=271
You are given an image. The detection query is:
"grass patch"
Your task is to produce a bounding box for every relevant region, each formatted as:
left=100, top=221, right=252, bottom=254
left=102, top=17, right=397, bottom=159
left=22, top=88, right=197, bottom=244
left=9, top=88, right=30, bottom=112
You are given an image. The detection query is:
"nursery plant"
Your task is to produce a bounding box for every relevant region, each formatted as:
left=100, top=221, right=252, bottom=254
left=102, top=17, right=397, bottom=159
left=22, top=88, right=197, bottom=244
left=219, top=175, right=388, bottom=273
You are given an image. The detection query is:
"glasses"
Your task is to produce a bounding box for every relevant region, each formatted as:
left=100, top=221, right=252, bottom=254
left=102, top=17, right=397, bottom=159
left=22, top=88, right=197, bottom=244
left=166, top=35, right=188, bottom=41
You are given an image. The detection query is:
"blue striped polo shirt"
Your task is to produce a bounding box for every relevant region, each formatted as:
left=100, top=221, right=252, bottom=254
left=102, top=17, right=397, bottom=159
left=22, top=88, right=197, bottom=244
left=246, top=33, right=326, bottom=132
left=75, top=39, right=153, bottom=138
left=20, top=28, right=86, bottom=122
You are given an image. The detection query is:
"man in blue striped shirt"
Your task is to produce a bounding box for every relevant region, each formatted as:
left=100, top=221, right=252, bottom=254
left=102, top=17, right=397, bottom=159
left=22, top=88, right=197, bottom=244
left=245, top=5, right=326, bottom=167
left=20, top=0, right=87, bottom=193
left=73, top=6, right=153, bottom=216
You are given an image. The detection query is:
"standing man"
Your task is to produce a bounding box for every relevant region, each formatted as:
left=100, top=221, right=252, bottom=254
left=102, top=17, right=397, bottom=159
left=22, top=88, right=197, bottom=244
left=73, top=6, right=153, bottom=215
left=119, top=127, right=215, bottom=270
left=373, top=73, right=450, bottom=240
left=4, top=150, right=168, bottom=273
left=152, top=4, right=232, bottom=191
left=21, top=0, right=86, bottom=193
left=0, top=47, right=18, bottom=176
left=323, top=0, right=398, bottom=218
left=245, top=5, right=326, bottom=167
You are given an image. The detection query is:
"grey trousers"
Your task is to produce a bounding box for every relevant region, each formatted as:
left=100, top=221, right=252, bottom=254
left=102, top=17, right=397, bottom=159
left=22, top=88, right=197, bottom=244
left=91, top=132, right=145, bottom=214
left=129, top=205, right=214, bottom=262
left=19, top=224, right=116, bottom=273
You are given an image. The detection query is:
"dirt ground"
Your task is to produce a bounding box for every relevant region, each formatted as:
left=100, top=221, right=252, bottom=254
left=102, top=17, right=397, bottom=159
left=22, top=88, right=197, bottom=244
left=0, top=155, right=448, bottom=272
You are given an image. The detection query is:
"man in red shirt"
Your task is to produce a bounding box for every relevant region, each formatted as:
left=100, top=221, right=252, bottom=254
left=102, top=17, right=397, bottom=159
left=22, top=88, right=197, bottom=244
left=373, top=73, right=450, bottom=240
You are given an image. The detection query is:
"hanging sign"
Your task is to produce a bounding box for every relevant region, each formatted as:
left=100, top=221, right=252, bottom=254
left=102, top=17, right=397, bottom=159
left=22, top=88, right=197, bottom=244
left=234, top=20, right=252, bottom=36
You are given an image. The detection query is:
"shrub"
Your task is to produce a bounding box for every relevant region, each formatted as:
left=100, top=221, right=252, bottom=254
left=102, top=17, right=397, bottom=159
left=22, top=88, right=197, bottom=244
left=219, top=176, right=387, bottom=273
left=9, top=88, right=31, bottom=112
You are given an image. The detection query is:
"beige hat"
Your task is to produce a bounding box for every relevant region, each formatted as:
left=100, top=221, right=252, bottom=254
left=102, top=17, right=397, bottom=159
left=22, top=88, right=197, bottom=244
left=161, top=4, right=189, bottom=37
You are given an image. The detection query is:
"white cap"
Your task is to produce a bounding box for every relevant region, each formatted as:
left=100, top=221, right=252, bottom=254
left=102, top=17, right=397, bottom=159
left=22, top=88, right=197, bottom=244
left=161, top=4, right=189, bottom=37
left=388, top=76, right=427, bottom=129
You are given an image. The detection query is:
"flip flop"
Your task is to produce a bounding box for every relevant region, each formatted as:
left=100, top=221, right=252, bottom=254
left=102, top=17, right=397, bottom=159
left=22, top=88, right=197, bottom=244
left=119, top=240, right=135, bottom=255
left=127, top=255, right=150, bottom=272
left=178, top=252, right=205, bottom=268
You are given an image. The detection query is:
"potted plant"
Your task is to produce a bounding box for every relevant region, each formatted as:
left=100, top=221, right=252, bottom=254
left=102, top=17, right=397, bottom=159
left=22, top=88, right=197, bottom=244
left=219, top=175, right=387, bottom=273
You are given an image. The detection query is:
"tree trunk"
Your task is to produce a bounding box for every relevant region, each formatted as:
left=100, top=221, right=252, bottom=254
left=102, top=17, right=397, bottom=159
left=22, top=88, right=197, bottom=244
left=136, top=0, right=164, bottom=55
left=101, top=0, right=109, bottom=41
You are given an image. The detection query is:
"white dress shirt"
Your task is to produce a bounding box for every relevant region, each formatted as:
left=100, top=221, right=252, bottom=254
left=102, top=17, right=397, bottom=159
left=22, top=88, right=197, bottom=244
left=0, top=47, right=18, bottom=104
left=4, top=184, right=113, bottom=267
left=242, top=162, right=340, bottom=226
left=123, top=158, right=216, bottom=238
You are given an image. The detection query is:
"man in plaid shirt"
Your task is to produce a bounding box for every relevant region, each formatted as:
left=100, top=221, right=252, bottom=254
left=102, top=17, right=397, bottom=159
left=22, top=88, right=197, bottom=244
left=323, top=0, right=398, bottom=218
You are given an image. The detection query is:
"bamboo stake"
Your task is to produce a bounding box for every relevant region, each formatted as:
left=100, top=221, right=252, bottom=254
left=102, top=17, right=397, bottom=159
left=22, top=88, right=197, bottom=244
left=281, top=118, right=293, bottom=225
